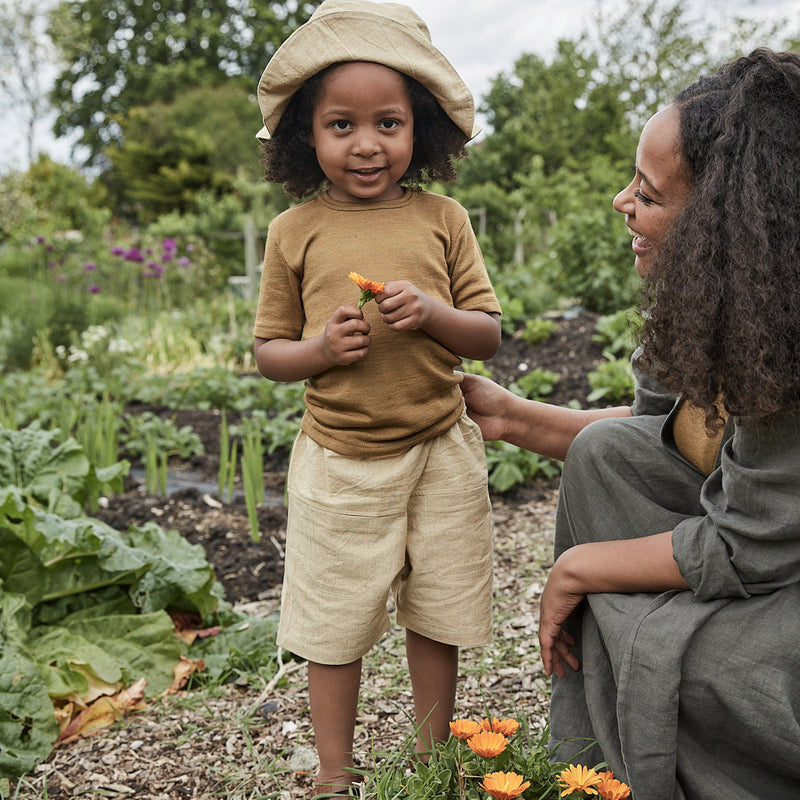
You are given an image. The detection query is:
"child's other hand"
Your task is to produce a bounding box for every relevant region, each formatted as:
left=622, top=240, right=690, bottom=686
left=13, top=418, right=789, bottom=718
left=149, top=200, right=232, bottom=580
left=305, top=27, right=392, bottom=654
left=375, top=280, right=431, bottom=332
left=322, top=305, right=371, bottom=366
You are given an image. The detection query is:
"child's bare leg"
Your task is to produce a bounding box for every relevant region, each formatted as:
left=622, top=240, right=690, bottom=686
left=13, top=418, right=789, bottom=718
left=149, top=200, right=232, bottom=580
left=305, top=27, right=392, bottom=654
left=406, top=629, right=458, bottom=759
left=308, top=659, right=362, bottom=792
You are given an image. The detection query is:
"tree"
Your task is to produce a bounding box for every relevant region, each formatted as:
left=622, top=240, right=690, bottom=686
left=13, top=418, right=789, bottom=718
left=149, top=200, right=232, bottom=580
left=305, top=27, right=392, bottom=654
left=105, top=85, right=262, bottom=221
left=0, top=0, right=56, bottom=167
left=48, top=0, right=318, bottom=168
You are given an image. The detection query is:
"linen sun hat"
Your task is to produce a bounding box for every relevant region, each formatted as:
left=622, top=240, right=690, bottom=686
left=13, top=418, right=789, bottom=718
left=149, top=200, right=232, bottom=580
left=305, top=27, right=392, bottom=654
left=255, top=0, right=479, bottom=141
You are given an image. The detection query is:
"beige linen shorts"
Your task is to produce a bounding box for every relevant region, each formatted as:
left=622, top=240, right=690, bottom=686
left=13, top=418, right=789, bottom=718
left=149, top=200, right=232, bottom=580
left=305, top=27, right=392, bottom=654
left=276, top=411, right=494, bottom=665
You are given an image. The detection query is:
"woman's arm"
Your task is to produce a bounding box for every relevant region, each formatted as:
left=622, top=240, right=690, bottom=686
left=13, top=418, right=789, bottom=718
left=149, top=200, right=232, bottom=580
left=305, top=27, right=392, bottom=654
left=460, top=373, right=632, bottom=461
left=539, top=532, right=690, bottom=678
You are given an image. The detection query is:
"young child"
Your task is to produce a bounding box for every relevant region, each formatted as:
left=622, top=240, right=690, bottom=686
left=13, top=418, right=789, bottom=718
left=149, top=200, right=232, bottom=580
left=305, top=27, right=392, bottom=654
left=251, top=1, right=502, bottom=794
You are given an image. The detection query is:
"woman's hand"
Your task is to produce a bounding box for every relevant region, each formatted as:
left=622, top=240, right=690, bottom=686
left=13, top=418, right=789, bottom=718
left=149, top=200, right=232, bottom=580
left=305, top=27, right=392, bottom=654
left=538, top=553, right=584, bottom=678
left=460, top=373, right=511, bottom=441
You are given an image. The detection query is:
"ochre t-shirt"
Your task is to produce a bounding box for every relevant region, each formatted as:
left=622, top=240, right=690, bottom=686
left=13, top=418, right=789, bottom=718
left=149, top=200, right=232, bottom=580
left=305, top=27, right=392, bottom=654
left=253, top=189, right=501, bottom=457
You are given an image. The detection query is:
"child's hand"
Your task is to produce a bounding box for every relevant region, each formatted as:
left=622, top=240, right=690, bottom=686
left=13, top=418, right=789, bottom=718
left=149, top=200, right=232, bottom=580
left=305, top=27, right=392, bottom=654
left=322, top=305, right=371, bottom=366
left=375, top=280, right=431, bottom=332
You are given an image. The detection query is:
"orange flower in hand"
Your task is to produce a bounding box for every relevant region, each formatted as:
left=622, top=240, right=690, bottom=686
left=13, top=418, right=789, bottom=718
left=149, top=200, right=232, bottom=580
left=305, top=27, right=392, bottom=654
left=348, top=271, right=385, bottom=307
left=480, top=717, right=520, bottom=737
left=467, top=730, right=508, bottom=758
left=557, top=764, right=602, bottom=796
left=597, top=771, right=631, bottom=800
left=449, top=719, right=482, bottom=740
left=480, top=771, right=531, bottom=800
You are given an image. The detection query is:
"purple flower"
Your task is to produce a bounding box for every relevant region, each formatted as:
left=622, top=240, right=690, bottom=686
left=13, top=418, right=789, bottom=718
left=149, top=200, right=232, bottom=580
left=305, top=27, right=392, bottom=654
left=84, top=262, right=96, bottom=271
left=162, top=237, right=177, bottom=252
left=177, top=256, right=191, bottom=267
left=125, top=247, right=145, bottom=262
left=186, top=243, right=195, bottom=251
left=161, top=251, right=174, bottom=262
left=88, top=284, right=101, bottom=294
left=145, top=262, right=164, bottom=278
left=110, top=246, right=126, bottom=256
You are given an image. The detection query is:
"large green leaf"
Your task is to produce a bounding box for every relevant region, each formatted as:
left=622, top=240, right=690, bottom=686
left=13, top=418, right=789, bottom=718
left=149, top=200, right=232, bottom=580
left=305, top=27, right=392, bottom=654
left=0, top=644, right=59, bottom=779
left=0, top=425, right=88, bottom=517
left=111, top=522, right=222, bottom=618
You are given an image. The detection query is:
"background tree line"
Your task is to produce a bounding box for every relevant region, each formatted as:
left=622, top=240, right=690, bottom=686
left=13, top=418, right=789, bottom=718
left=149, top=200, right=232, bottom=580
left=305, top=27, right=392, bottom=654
left=1, top=0, right=797, bottom=332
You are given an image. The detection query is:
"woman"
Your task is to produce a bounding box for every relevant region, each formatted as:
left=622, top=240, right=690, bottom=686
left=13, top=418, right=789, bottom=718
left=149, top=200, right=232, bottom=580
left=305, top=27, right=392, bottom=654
left=462, top=49, right=800, bottom=800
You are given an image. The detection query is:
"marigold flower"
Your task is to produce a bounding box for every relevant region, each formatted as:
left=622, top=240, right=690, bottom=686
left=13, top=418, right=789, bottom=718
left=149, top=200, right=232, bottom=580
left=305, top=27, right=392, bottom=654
left=479, top=771, right=531, bottom=800
left=480, top=717, right=519, bottom=737
left=449, top=719, right=482, bottom=740
left=597, top=771, right=631, bottom=800
left=467, top=730, right=508, bottom=758
left=557, top=764, right=602, bottom=796
left=348, top=271, right=385, bottom=307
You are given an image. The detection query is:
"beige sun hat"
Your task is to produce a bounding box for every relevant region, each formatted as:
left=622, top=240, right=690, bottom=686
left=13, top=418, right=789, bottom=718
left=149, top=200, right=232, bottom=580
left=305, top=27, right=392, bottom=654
left=255, top=0, right=479, bottom=141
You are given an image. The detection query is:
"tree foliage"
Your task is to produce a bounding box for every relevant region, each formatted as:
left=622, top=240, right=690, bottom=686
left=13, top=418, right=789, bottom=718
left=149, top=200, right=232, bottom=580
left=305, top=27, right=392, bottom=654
left=453, top=0, right=800, bottom=312
left=48, top=0, right=318, bottom=167
left=106, top=85, right=262, bottom=221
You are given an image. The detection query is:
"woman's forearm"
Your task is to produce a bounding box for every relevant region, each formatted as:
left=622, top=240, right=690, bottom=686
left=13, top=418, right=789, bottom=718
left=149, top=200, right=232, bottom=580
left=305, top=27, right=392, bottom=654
left=502, top=395, right=632, bottom=461
left=557, top=532, right=689, bottom=594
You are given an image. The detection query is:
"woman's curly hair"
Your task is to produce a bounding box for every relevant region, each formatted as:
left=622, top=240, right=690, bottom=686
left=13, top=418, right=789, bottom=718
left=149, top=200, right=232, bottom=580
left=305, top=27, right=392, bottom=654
left=636, top=49, right=800, bottom=427
left=260, top=63, right=468, bottom=200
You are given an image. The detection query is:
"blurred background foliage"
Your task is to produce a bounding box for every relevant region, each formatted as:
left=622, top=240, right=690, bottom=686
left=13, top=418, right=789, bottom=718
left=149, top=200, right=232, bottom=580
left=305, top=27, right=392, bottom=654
left=0, top=0, right=798, bottom=373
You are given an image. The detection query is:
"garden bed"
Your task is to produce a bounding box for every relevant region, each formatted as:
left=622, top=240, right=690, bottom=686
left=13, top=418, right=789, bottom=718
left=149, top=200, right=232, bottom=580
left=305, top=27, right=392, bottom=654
left=10, top=309, right=608, bottom=799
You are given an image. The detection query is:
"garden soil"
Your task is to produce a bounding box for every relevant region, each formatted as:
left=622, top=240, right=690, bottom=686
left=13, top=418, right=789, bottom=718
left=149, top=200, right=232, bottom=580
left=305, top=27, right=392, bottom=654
left=11, top=309, right=608, bottom=800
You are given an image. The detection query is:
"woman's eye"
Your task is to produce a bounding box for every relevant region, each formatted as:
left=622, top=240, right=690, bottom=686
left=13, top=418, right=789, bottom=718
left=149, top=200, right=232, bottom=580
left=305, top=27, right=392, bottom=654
left=331, top=120, right=352, bottom=131
left=633, top=188, right=654, bottom=205
left=379, top=119, right=399, bottom=130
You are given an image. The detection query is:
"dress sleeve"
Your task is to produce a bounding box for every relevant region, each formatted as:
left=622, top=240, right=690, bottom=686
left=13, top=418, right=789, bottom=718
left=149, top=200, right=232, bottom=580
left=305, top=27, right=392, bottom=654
left=672, top=413, right=800, bottom=600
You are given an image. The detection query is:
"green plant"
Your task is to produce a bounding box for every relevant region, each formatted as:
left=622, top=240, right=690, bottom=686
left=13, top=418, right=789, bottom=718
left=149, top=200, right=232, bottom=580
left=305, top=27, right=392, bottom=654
left=120, top=412, right=204, bottom=461
left=217, top=411, right=238, bottom=503
left=509, top=368, right=560, bottom=401
left=485, top=442, right=561, bottom=493
left=520, top=317, right=557, bottom=346
left=587, top=357, right=635, bottom=404
left=240, top=415, right=265, bottom=543
left=591, top=309, right=642, bottom=358
left=462, top=359, right=494, bottom=378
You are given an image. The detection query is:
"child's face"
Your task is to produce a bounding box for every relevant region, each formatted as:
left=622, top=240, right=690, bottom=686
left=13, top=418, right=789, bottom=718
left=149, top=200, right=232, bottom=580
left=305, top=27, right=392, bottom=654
left=309, top=62, right=414, bottom=203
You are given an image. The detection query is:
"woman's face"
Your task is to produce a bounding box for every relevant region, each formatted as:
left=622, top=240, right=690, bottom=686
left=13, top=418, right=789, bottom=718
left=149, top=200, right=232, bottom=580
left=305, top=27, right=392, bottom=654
left=613, top=105, right=692, bottom=277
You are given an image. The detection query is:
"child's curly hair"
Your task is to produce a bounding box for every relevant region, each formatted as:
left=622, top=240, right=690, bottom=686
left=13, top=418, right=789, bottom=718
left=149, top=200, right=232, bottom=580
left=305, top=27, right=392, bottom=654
left=261, top=63, right=469, bottom=200
left=636, top=49, right=800, bottom=427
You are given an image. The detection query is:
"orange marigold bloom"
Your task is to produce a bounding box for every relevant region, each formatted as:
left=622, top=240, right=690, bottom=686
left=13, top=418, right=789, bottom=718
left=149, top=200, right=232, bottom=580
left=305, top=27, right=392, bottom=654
left=480, top=717, right=520, bottom=737
left=597, top=771, right=631, bottom=800
left=348, top=271, right=385, bottom=307
left=467, top=730, right=508, bottom=758
left=480, top=771, right=531, bottom=800
left=557, top=764, right=602, bottom=796
left=449, top=719, right=482, bottom=740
